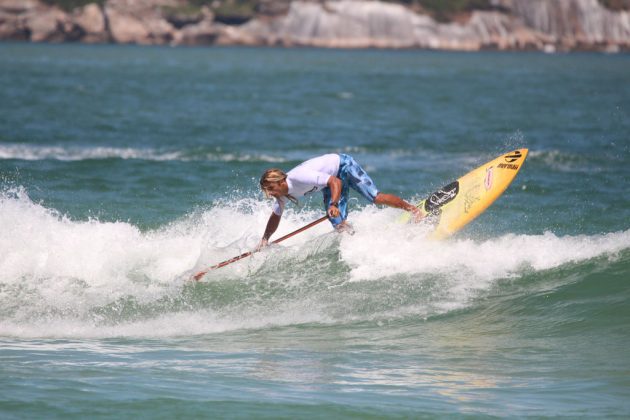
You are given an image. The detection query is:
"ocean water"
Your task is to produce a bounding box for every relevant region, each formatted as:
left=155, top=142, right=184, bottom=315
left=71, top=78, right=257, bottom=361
left=1, top=43, right=629, bottom=418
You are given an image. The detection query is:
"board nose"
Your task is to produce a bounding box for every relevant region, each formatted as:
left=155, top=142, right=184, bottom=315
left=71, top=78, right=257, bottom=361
left=505, top=149, right=528, bottom=162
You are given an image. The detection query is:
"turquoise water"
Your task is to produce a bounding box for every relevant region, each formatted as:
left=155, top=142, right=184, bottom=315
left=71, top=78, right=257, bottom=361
left=1, top=43, right=629, bottom=418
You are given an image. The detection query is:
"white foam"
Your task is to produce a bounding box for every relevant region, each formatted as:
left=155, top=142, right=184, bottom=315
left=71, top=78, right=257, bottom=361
left=0, top=302, right=335, bottom=339
left=339, top=208, right=630, bottom=313
left=0, top=188, right=201, bottom=316
left=341, top=208, right=630, bottom=283
left=1, top=187, right=628, bottom=338
left=0, top=143, right=286, bottom=163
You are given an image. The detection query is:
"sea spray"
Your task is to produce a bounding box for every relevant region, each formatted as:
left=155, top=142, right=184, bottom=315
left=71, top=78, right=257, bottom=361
left=2, top=186, right=629, bottom=340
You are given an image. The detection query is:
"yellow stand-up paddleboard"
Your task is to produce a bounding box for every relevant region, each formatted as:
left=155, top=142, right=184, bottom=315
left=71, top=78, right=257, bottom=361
left=401, top=149, right=528, bottom=239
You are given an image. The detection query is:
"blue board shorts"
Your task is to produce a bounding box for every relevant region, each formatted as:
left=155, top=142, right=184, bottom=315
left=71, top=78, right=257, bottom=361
left=323, top=154, right=379, bottom=226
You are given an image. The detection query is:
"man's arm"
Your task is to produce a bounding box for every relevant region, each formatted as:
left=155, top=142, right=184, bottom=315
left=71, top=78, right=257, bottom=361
left=374, top=193, right=415, bottom=212
left=327, top=176, right=342, bottom=218
left=259, top=212, right=281, bottom=249
left=374, top=192, right=423, bottom=222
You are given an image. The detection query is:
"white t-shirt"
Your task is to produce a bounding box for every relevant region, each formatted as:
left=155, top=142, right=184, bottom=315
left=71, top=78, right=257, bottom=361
left=272, top=153, right=340, bottom=215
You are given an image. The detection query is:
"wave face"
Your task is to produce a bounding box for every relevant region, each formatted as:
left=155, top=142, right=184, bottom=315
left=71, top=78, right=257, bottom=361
left=2, top=187, right=628, bottom=340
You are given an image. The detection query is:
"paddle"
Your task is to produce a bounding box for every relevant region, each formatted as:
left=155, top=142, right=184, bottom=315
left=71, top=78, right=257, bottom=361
left=193, top=215, right=329, bottom=280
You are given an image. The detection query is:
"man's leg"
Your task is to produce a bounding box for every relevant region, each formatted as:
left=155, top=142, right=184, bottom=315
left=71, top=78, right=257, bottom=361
left=344, top=156, right=422, bottom=221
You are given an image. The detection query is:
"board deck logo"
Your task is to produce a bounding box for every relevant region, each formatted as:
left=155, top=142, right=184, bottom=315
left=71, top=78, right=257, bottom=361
left=304, top=186, right=318, bottom=195
left=504, top=150, right=522, bottom=163
left=498, top=163, right=519, bottom=170
left=464, top=185, right=481, bottom=214
left=484, top=166, right=494, bottom=190
left=425, top=181, right=459, bottom=213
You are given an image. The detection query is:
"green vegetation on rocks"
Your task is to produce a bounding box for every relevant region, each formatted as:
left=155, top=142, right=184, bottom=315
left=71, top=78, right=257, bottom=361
left=405, top=0, right=495, bottom=22
left=40, top=0, right=630, bottom=18
left=160, top=5, right=205, bottom=29
left=194, top=0, right=257, bottom=24
left=42, top=0, right=104, bottom=12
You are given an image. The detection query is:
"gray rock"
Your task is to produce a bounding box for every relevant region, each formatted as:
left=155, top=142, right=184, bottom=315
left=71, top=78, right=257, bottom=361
left=233, top=1, right=546, bottom=50
left=0, top=0, right=40, bottom=14
left=0, top=0, right=628, bottom=51
left=498, top=0, right=630, bottom=49
left=228, top=0, right=628, bottom=51
left=0, top=9, right=27, bottom=40
left=105, top=0, right=177, bottom=44
left=25, top=6, right=81, bottom=42
left=73, top=3, right=108, bottom=43
left=173, top=19, right=222, bottom=45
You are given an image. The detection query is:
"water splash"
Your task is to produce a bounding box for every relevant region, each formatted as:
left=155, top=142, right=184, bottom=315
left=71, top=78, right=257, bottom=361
left=1, top=187, right=628, bottom=339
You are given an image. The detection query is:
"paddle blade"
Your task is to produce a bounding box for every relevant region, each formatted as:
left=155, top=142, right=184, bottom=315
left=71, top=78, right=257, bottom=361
left=193, top=271, right=207, bottom=281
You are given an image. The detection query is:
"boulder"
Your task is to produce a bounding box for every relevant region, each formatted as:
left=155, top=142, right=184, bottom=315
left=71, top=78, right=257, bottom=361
left=25, top=6, right=74, bottom=42
left=106, top=7, right=149, bottom=43
left=105, top=0, right=177, bottom=44
left=173, top=19, right=221, bottom=45
left=0, top=0, right=39, bottom=14
left=498, top=0, right=630, bottom=49
left=143, top=14, right=176, bottom=43
left=448, top=10, right=549, bottom=50
left=0, top=8, right=24, bottom=39
left=238, top=0, right=423, bottom=48
left=73, top=3, right=108, bottom=43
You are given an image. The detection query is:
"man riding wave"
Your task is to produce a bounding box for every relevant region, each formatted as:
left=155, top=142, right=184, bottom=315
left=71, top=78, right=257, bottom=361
left=258, top=153, right=422, bottom=248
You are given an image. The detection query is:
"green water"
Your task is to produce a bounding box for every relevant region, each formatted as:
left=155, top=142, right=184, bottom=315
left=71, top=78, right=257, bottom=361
left=1, top=43, right=629, bottom=417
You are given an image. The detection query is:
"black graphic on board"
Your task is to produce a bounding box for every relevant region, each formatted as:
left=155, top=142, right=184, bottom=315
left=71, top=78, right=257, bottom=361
left=424, top=181, right=459, bottom=214
left=504, top=150, right=522, bottom=163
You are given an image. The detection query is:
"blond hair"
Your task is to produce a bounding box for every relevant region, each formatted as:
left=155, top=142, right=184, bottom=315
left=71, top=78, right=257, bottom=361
left=260, top=168, right=287, bottom=188
left=260, top=168, right=297, bottom=204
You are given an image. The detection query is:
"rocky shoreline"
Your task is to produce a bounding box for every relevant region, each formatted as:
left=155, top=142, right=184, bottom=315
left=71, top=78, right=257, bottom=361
left=1, top=0, right=629, bottom=52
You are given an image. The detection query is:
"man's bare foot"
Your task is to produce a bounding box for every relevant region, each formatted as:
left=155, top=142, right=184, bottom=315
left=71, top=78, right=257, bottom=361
left=335, top=221, right=355, bottom=235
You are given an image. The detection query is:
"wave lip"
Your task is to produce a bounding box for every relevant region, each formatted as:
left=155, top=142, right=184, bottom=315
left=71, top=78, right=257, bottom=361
left=341, top=208, right=630, bottom=282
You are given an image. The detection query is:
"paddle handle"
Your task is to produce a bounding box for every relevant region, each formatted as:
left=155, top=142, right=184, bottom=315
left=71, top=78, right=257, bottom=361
left=193, top=215, right=329, bottom=280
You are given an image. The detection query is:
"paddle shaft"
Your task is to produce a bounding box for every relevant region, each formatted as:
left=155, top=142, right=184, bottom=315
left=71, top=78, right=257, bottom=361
left=193, top=215, right=329, bottom=280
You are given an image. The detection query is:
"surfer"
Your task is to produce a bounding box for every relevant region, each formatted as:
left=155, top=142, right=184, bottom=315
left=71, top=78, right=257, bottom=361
left=258, top=153, right=422, bottom=248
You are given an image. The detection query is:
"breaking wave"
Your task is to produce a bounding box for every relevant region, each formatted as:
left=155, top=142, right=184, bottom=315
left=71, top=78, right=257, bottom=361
left=1, top=187, right=628, bottom=339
